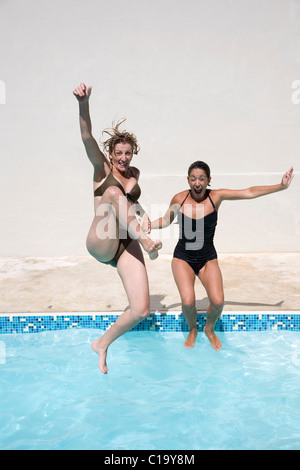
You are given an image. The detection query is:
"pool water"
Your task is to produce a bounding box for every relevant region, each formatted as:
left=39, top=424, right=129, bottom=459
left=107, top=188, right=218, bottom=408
left=0, top=329, right=300, bottom=450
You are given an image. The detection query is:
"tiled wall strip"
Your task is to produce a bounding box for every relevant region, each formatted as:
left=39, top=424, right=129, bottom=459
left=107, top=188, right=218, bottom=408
left=0, top=312, right=299, bottom=334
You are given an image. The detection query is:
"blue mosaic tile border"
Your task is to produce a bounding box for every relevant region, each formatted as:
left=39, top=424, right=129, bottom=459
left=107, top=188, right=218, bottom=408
left=0, top=312, right=300, bottom=334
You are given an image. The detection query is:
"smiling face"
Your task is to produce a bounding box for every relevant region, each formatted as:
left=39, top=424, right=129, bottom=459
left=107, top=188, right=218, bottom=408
left=110, top=142, right=133, bottom=173
left=187, top=168, right=211, bottom=201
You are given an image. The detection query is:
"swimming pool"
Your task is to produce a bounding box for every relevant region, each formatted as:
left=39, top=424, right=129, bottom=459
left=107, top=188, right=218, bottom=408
left=0, top=316, right=300, bottom=450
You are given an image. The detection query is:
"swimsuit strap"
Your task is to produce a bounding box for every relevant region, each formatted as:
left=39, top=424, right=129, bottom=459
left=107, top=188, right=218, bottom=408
left=180, top=190, right=191, bottom=207
left=180, top=190, right=216, bottom=210
left=207, top=193, right=216, bottom=210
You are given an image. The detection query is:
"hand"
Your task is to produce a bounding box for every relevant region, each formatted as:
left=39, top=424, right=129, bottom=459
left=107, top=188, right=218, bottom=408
left=281, top=167, right=294, bottom=188
left=141, top=213, right=151, bottom=233
left=73, top=82, right=92, bottom=103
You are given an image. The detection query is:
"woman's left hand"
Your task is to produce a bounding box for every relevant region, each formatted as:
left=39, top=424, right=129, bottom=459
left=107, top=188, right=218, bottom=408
left=141, top=213, right=151, bottom=233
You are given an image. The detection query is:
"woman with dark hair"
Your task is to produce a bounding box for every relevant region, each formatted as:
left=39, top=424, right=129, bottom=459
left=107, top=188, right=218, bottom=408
left=146, top=161, right=294, bottom=351
left=73, top=83, right=162, bottom=374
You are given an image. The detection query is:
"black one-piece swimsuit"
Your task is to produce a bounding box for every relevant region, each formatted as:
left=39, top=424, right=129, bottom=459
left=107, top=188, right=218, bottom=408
left=173, top=190, right=218, bottom=275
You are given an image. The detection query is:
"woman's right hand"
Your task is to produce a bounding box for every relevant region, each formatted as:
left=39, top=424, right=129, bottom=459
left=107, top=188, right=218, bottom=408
left=73, top=83, right=92, bottom=103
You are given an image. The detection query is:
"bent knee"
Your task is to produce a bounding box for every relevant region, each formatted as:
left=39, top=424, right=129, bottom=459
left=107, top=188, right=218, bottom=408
left=181, top=293, right=196, bottom=308
left=134, top=304, right=150, bottom=320
left=182, top=299, right=196, bottom=311
left=103, top=185, right=124, bottom=201
left=210, top=297, right=224, bottom=310
left=140, top=306, right=150, bottom=319
left=86, top=233, right=99, bottom=256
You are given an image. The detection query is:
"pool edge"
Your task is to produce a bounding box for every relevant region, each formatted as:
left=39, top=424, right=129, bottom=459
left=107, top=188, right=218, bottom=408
left=0, top=311, right=300, bottom=334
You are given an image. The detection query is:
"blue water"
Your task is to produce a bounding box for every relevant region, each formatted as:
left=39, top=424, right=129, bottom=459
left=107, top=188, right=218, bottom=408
left=0, top=329, right=300, bottom=450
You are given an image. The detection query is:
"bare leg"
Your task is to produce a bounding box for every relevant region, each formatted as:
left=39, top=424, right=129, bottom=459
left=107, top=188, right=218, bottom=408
left=182, top=304, right=198, bottom=348
left=88, top=186, right=160, bottom=373
left=87, top=186, right=161, bottom=261
left=172, top=258, right=198, bottom=348
left=198, top=259, right=224, bottom=351
left=92, top=241, right=150, bottom=373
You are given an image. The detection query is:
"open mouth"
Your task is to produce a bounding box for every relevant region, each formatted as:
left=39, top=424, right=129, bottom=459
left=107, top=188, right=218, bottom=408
left=118, top=162, right=128, bottom=170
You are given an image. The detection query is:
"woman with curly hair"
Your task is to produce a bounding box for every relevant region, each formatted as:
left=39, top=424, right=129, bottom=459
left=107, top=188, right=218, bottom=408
left=73, top=83, right=161, bottom=374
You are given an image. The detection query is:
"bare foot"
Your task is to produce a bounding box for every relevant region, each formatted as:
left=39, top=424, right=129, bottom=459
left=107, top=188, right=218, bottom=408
left=91, top=338, right=108, bottom=374
left=142, top=238, right=162, bottom=260
left=184, top=327, right=198, bottom=348
left=203, top=326, right=222, bottom=351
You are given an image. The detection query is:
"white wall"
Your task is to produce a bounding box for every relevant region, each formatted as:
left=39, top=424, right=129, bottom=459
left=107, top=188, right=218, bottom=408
left=0, top=0, right=299, bottom=256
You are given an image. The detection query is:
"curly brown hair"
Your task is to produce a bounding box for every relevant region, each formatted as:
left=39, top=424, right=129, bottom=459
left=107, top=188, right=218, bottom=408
left=101, top=118, right=140, bottom=156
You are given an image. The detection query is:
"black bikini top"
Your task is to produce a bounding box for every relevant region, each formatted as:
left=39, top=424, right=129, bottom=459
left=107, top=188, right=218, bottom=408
left=94, top=170, right=141, bottom=203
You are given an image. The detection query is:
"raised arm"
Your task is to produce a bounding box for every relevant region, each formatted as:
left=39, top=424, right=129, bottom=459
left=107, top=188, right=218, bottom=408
left=214, top=168, right=294, bottom=206
left=73, top=83, right=110, bottom=181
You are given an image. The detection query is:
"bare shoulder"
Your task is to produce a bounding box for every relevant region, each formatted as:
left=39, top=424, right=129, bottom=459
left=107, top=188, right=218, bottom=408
left=170, top=190, right=189, bottom=206
left=129, top=166, right=140, bottom=180
left=209, top=189, right=226, bottom=209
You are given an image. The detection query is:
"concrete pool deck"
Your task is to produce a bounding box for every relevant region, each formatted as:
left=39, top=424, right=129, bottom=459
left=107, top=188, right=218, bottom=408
left=0, top=253, right=299, bottom=314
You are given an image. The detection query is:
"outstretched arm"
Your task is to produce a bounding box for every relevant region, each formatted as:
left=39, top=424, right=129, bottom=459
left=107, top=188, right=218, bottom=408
left=144, top=194, right=182, bottom=233
left=73, top=83, right=110, bottom=181
left=215, top=167, right=294, bottom=205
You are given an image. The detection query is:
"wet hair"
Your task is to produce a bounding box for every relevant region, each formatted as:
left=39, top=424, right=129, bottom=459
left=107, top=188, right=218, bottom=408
left=188, top=161, right=211, bottom=185
left=101, top=118, right=140, bottom=156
